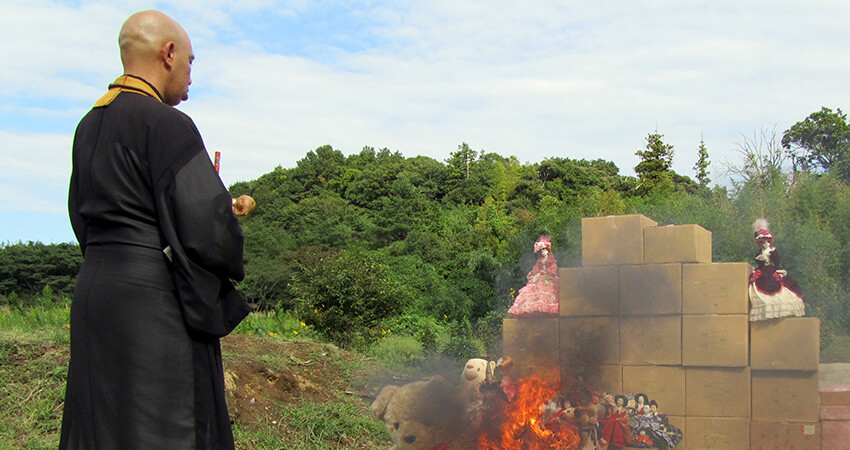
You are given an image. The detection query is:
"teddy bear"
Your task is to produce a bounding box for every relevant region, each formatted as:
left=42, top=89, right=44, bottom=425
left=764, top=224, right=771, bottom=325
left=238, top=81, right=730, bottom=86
left=370, top=376, right=476, bottom=450
left=460, top=358, right=494, bottom=404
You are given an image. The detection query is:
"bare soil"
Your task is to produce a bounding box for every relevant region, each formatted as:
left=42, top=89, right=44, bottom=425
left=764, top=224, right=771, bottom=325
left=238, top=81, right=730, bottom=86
left=220, top=333, right=395, bottom=426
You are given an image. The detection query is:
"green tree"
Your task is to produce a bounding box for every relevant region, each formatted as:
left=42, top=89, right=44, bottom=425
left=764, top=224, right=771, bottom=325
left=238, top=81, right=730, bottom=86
left=694, top=138, right=711, bottom=187
left=446, top=142, right=479, bottom=180
left=371, top=178, right=432, bottom=246
left=279, top=194, right=372, bottom=248
left=402, top=156, right=448, bottom=201
left=342, top=148, right=408, bottom=208
left=444, top=143, right=493, bottom=204
left=635, top=132, right=675, bottom=195
left=289, top=145, right=347, bottom=200
left=782, top=107, right=850, bottom=181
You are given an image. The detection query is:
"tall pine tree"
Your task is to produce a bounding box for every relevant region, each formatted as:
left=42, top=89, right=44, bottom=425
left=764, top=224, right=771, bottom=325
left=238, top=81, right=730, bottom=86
left=635, top=132, right=674, bottom=195
left=694, top=138, right=711, bottom=187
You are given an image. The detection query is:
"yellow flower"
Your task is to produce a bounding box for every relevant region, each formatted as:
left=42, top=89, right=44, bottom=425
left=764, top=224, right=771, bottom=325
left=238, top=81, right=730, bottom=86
left=443, top=314, right=448, bottom=319
left=300, top=322, right=306, bottom=328
left=65, top=324, right=70, bottom=329
left=293, top=331, right=298, bottom=335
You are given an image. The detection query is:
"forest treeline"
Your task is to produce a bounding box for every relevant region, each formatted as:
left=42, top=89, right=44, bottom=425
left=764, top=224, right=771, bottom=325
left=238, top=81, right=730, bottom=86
left=3, top=107, right=849, bottom=358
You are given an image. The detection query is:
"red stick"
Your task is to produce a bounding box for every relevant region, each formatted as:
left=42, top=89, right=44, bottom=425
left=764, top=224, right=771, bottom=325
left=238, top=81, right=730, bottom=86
left=214, top=151, right=221, bottom=173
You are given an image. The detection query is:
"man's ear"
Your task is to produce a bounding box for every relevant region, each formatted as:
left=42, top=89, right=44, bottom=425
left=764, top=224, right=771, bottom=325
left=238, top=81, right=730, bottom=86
left=161, top=41, right=176, bottom=69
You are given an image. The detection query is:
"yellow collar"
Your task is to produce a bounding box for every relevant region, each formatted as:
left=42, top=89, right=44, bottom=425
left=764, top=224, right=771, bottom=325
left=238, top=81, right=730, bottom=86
left=94, top=75, right=164, bottom=107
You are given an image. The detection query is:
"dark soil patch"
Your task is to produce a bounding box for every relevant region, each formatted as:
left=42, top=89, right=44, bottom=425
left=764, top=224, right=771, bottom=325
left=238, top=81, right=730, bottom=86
left=220, top=334, right=394, bottom=427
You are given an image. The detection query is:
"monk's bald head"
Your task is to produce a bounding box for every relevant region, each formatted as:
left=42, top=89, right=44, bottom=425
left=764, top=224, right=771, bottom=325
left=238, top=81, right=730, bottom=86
left=120, top=11, right=187, bottom=69
left=118, top=10, right=194, bottom=106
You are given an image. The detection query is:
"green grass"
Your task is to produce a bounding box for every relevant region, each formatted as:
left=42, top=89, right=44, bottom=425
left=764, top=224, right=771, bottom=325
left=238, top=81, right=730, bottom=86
left=0, top=302, right=70, bottom=345
left=0, top=342, right=67, bottom=449
left=0, top=304, right=391, bottom=449
left=822, top=334, right=850, bottom=363
left=232, top=309, right=321, bottom=341
left=234, top=397, right=387, bottom=450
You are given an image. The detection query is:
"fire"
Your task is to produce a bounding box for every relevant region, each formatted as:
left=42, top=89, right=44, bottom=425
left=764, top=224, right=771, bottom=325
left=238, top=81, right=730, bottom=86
left=478, top=374, right=581, bottom=450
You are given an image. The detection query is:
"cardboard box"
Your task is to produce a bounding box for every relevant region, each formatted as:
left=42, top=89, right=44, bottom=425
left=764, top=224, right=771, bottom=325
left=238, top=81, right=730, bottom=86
left=620, top=316, right=682, bottom=365
left=751, top=370, right=821, bottom=422
left=685, top=367, right=751, bottom=417
left=682, top=262, right=751, bottom=315
left=822, top=405, right=850, bottom=420
left=560, top=316, right=619, bottom=366
left=623, top=365, right=686, bottom=416
left=682, top=315, right=749, bottom=367
left=561, top=364, right=621, bottom=396
left=750, top=317, right=820, bottom=371
left=581, top=214, right=657, bottom=266
left=822, top=389, right=850, bottom=406
left=644, top=224, right=713, bottom=264
left=750, top=421, right=821, bottom=450
left=684, top=417, right=749, bottom=450
left=822, top=420, right=850, bottom=450
left=559, top=266, right=619, bottom=316
left=619, top=263, right=682, bottom=315
left=502, top=318, right=560, bottom=381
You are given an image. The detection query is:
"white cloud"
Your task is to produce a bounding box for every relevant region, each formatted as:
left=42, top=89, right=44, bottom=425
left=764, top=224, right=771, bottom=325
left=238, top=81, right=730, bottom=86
left=3, top=0, right=850, bottom=241
left=0, top=130, right=71, bottom=185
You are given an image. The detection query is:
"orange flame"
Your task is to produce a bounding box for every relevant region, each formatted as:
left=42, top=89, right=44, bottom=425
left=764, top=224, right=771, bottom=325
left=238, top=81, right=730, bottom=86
left=478, top=374, right=581, bottom=449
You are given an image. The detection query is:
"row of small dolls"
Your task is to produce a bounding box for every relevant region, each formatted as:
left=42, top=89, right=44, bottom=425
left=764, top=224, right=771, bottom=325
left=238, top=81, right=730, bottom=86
left=461, top=357, right=683, bottom=449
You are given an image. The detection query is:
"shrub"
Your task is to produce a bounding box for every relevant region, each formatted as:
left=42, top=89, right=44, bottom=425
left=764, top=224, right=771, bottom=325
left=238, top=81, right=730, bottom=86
left=377, top=314, right=450, bottom=352
left=288, top=247, right=409, bottom=349
left=0, top=242, right=82, bottom=303
left=368, top=335, right=424, bottom=368
left=231, top=308, right=319, bottom=341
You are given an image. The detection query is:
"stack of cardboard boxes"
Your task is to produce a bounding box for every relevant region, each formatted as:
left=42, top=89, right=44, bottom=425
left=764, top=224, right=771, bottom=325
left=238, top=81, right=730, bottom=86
left=750, top=317, right=821, bottom=449
left=502, top=214, right=822, bottom=449
left=820, top=389, right=850, bottom=449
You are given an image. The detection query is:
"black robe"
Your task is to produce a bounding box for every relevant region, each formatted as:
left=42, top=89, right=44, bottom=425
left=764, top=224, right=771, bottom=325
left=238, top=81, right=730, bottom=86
left=60, top=75, right=250, bottom=449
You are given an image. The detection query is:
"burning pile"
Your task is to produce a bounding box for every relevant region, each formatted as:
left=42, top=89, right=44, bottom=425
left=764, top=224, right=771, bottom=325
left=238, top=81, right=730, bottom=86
left=370, top=356, right=683, bottom=449
left=477, top=373, right=581, bottom=449
left=475, top=372, right=683, bottom=449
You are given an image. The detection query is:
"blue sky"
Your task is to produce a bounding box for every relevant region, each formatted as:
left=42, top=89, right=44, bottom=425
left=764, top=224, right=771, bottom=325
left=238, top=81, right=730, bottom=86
left=2, top=0, right=850, bottom=244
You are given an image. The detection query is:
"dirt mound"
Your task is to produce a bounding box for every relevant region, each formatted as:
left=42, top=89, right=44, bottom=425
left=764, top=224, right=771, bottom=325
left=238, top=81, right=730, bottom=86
left=220, top=334, right=387, bottom=426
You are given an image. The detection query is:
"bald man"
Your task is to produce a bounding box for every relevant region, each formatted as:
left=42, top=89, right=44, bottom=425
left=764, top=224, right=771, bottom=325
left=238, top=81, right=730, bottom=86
left=60, top=10, right=249, bottom=449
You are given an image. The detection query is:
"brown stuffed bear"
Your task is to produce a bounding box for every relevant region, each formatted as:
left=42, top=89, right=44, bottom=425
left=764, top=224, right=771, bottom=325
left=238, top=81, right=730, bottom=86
left=370, top=376, right=476, bottom=450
